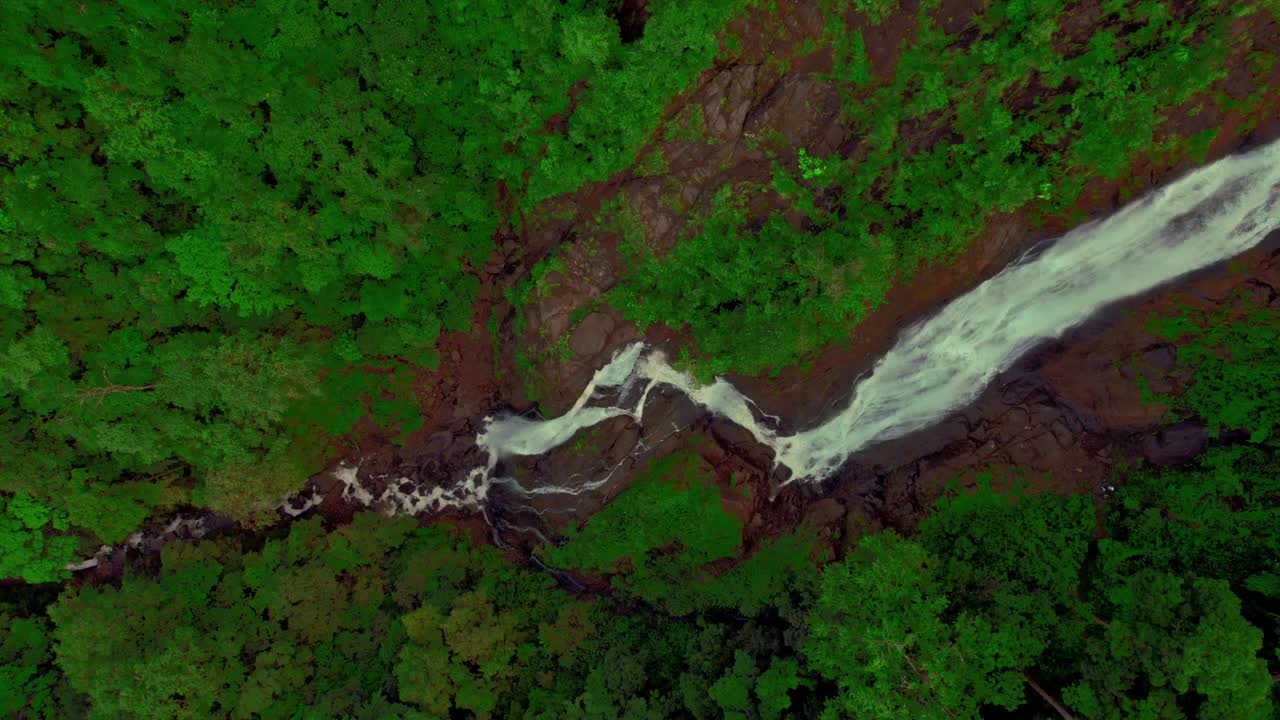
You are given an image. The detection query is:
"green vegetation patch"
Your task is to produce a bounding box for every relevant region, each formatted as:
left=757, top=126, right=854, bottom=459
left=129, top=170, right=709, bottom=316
left=610, top=0, right=1258, bottom=377
left=542, top=452, right=743, bottom=603
left=40, top=515, right=577, bottom=720
left=1139, top=294, right=1280, bottom=443
left=506, top=255, right=572, bottom=404
left=611, top=175, right=895, bottom=378
left=543, top=450, right=822, bottom=616
left=0, top=495, right=79, bottom=585
left=805, top=461, right=1279, bottom=719
left=4, top=507, right=824, bottom=719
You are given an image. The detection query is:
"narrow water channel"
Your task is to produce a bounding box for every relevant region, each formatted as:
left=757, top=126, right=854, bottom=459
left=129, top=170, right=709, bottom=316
left=472, top=137, right=1280, bottom=495
left=69, top=138, right=1280, bottom=570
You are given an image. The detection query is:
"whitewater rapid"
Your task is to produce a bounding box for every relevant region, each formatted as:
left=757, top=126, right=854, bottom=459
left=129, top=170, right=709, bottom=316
left=67, top=139, right=1280, bottom=571
left=310, top=137, right=1280, bottom=522
left=477, top=138, right=1280, bottom=489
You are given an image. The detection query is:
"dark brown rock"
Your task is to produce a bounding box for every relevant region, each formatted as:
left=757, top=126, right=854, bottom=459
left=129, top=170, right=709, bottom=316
left=804, top=497, right=846, bottom=528
left=1141, top=422, right=1209, bottom=467
left=705, top=418, right=773, bottom=475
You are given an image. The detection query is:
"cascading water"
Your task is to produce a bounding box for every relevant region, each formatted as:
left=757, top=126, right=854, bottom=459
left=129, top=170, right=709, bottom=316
left=313, top=138, right=1280, bottom=520
left=68, top=139, right=1280, bottom=570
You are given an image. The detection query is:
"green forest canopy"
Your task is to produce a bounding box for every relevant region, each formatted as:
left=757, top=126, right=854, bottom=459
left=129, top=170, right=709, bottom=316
left=3, top=0, right=1280, bottom=717
left=6, top=433, right=1279, bottom=718
left=4, top=0, right=1277, bottom=581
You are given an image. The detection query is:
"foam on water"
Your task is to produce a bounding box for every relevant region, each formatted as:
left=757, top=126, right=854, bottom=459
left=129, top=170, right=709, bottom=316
left=70, top=141, right=1280, bottom=569
left=285, top=138, right=1280, bottom=529
left=480, top=138, right=1280, bottom=490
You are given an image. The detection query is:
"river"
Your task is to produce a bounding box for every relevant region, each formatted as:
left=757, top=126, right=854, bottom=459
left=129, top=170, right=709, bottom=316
left=470, top=137, right=1280, bottom=497
left=68, top=138, right=1280, bottom=570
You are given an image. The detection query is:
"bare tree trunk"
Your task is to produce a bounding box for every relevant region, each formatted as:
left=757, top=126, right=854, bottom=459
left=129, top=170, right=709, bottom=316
left=1023, top=672, right=1076, bottom=720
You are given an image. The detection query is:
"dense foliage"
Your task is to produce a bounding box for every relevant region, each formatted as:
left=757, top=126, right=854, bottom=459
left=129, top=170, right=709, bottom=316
left=542, top=452, right=823, bottom=619
left=4, top=1, right=1280, bottom=719
left=6, top=437, right=1277, bottom=719
left=1, top=500, right=825, bottom=720
left=1139, top=293, right=1280, bottom=443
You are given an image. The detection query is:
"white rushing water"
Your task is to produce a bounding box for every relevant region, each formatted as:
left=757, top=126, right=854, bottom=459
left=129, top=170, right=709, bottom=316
left=69, top=139, right=1280, bottom=570
left=254, top=136, right=1280, bottom=537
left=474, top=138, right=1280, bottom=490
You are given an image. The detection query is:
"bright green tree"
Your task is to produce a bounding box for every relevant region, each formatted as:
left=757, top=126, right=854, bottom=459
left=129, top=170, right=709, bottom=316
left=803, top=532, right=1025, bottom=719
left=918, top=476, right=1096, bottom=678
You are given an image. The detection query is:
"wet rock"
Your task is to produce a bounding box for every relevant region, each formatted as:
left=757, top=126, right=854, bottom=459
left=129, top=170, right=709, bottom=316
left=709, top=418, right=775, bottom=471
left=640, top=391, right=706, bottom=457
left=881, top=463, right=923, bottom=531
left=693, top=431, right=729, bottom=467
left=742, top=72, right=843, bottom=155
left=410, top=433, right=487, bottom=493
left=1079, top=431, right=1109, bottom=453
left=421, top=430, right=453, bottom=457
left=966, top=419, right=992, bottom=445
left=646, top=386, right=705, bottom=429
left=506, top=416, right=640, bottom=499
left=539, top=315, right=644, bottom=417
left=536, top=276, right=585, bottom=339
left=1005, top=430, right=1066, bottom=471
left=1138, top=344, right=1177, bottom=373
left=1237, top=279, right=1278, bottom=307
left=1004, top=406, right=1031, bottom=431
left=1221, top=45, right=1262, bottom=101
left=605, top=422, right=643, bottom=467
left=843, top=507, right=883, bottom=547
left=935, top=0, right=981, bottom=34
left=1141, top=421, right=1208, bottom=467
left=998, top=377, right=1042, bottom=406
left=857, top=413, right=973, bottom=471
left=614, top=174, right=683, bottom=246
left=719, top=483, right=754, bottom=523
left=1044, top=352, right=1167, bottom=432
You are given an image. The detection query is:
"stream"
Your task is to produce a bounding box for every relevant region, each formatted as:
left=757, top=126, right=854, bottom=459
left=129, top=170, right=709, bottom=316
left=69, top=138, right=1280, bottom=570
left=468, top=137, right=1280, bottom=492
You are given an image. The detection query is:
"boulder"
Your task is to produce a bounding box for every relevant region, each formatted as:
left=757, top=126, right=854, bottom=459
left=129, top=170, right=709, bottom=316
left=1140, top=422, right=1208, bottom=467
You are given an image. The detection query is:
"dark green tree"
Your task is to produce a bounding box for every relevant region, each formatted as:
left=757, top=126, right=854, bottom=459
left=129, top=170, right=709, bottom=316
left=1064, top=569, right=1273, bottom=720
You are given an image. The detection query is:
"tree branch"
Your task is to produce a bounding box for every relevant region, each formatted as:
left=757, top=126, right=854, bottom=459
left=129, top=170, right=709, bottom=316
left=1023, top=672, right=1076, bottom=720
left=68, top=367, right=160, bottom=407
